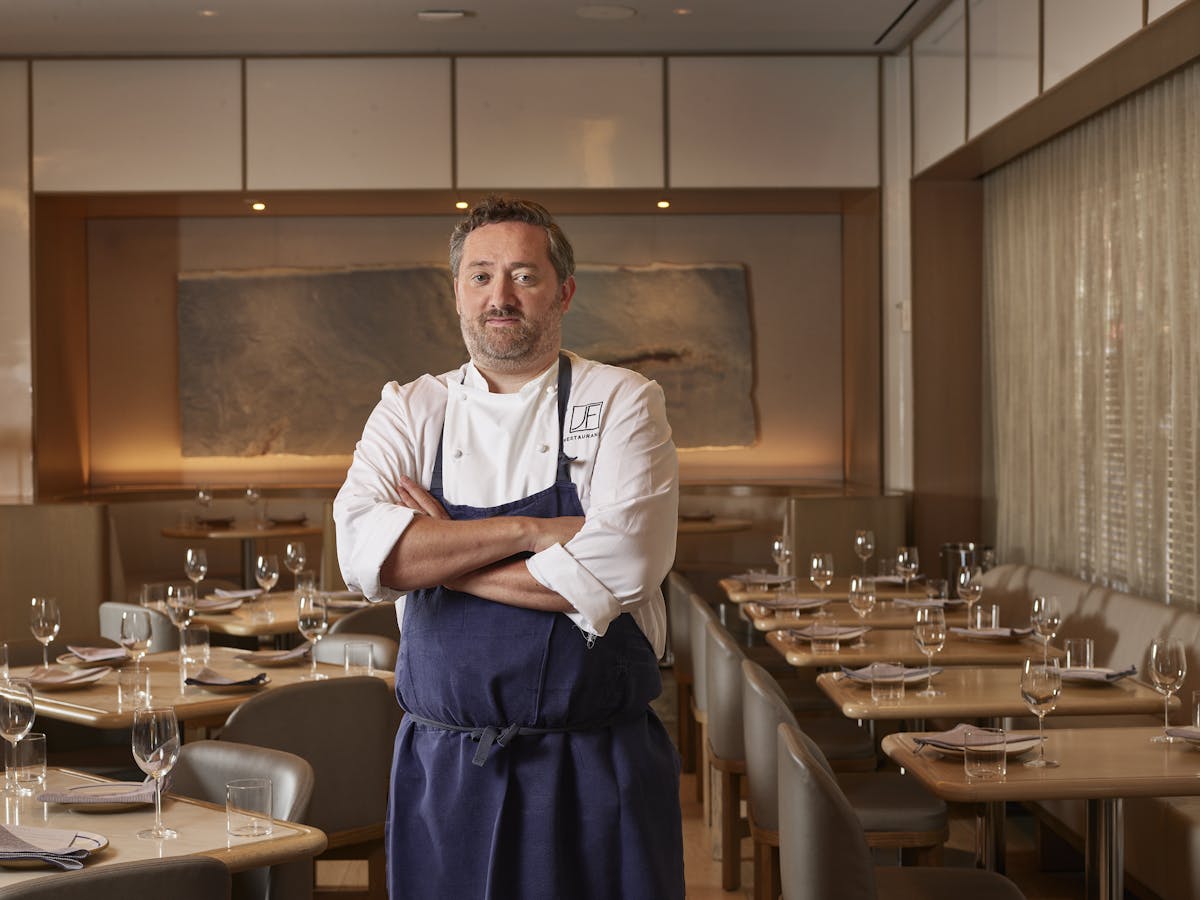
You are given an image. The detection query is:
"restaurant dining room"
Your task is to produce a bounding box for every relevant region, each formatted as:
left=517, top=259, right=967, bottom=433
left=0, top=0, right=1198, bottom=897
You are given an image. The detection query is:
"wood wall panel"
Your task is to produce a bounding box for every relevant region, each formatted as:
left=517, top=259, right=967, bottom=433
left=841, top=190, right=882, bottom=488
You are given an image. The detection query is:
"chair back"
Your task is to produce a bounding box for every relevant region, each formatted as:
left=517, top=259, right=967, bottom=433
left=666, top=571, right=694, bottom=682
left=218, top=677, right=398, bottom=835
left=0, top=856, right=230, bottom=899
left=687, top=592, right=718, bottom=715
left=320, top=500, right=350, bottom=591
left=313, top=633, right=399, bottom=671
left=99, top=601, right=180, bottom=652
left=705, top=619, right=748, bottom=763
left=328, top=600, right=400, bottom=639
left=777, top=722, right=877, bottom=900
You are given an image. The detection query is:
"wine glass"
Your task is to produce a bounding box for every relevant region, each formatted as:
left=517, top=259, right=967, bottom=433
left=957, top=565, right=985, bottom=627
left=29, top=596, right=61, bottom=669
left=1031, top=595, right=1062, bottom=663
left=912, top=607, right=945, bottom=697
left=284, top=542, right=309, bottom=589
left=1149, top=638, right=1187, bottom=743
left=165, top=585, right=195, bottom=686
left=896, top=547, right=919, bottom=594
left=808, top=552, right=833, bottom=594
left=0, top=678, right=35, bottom=797
left=132, top=706, right=181, bottom=839
left=245, top=485, right=262, bottom=527
left=1020, top=656, right=1062, bottom=767
left=184, top=547, right=208, bottom=590
left=770, top=535, right=793, bottom=580
left=256, top=553, right=280, bottom=597
left=297, top=590, right=329, bottom=681
left=847, top=575, right=876, bottom=622
left=853, top=530, right=875, bottom=574
left=119, top=609, right=153, bottom=663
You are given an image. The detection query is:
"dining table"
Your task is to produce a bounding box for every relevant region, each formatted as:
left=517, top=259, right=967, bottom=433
left=882, top=726, right=1200, bottom=900
left=766, top=624, right=1061, bottom=668
left=161, top=520, right=323, bottom=589
left=0, top=766, right=326, bottom=889
left=191, top=590, right=372, bottom=639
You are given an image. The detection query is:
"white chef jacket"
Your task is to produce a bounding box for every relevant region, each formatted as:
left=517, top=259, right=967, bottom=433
left=333, top=350, right=679, bottom=657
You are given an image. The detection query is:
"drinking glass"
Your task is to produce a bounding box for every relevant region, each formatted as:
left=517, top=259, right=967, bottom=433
left=1149, top=638, right=1187, bottom=743
left=184, top=547, right=208, bottom=590
left=847, top=575, right=876, bottom=622
left=284, top=542, right=309, bottom=589
left=165, top=585, right=196, bottom=686
left=0, top=678, right=35, bottom=797
left=770, top=535, right=792, bottom=579
left=957, top=565, right=985, bottom=627
left=245, top=485, right=262, bottom=527
left=132, top=706, right=180, bottom=839
left=297, top=590, right=329, bottom=680
left=896, top=546, right=919, bottom=594
left=912, top=606, right=945, bottom=697
left=808, top=552, right=833, bottom=594
left=1020, top=656, right=1062, bottom=767
left=256, top=554, right=280, bottom=598
left=29, top=596, right=61, bottom=668
left=119, top=609, right=153, bottom=663
left=195, top=485, right=213, bottom=512
left=853, top=530, right=875, bottom=574
left=1031, top=595, right=1062, bottom=663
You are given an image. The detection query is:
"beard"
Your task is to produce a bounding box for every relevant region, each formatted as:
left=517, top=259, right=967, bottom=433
left=459, top=304, right=563, bottom=370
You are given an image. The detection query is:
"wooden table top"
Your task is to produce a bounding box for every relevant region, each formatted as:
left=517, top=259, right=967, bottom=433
left=162, top=521, right=323, bottom=541
left=13, top=646, right=392, bottom=729
left=817, top=665, right=1172, bottom=721
left=882, top=726, right=1200, bottom=803
left=0, top=767, right=326, bottom=888
left=720, top=575, right=920, bottom=604
left=192, top=591, right=371, bottom=637
left=739, top=598, right=971, bottom=632
left=766, top=625, right=1062, bottom=668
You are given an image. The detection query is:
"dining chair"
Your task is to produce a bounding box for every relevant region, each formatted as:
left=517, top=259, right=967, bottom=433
left=327, top=600, right=399, bottom=640
left=743, top=660, right=947, bottom=900
left=98, top=600, right=180, bottom=651
left=172, top=740, right=316, bottom=900
left=777, top=721, right=1026, bottom=900
left=218, top=676, right=401, bottom=900
left=687, top=591, right=715, bottom=811
left=0, top=856, right=232, bottom=899
left=666, top=570, right=696, bottom=773
left=312, top=633, right=399, bottom=672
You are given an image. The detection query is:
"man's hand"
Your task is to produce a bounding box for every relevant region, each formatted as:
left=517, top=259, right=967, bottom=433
left=527, top=516, right=585, bottom=553
left=397, top=475, right=450, bottom=519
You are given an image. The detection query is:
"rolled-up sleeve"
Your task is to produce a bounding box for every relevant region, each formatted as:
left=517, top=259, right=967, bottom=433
left=526, top=377, right=678, bottom=637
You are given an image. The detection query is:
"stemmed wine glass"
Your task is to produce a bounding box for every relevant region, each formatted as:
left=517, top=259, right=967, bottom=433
left=0, top=678, right=36, bottom=797
left=912, top=607, right=945, bottom=697
left=1031, top=595, right=1062, bottom=663
left=119, top=609, right=153, bottom=664
left=245, top=485, right=262, bottom=528
left=1020, top=656, right=1062, bottom=767
left=1148, top=638, right=1187, bottom=743
left=165, top=585, right=195, bottom=687
left=255, top=554, right=280, bottom=622
left=297, top=590, right=329, bottom=681
left=770, top=535, right=793, bottom=580
left=957, top=565, right=985, bottom=627
left=184, top=548, right=208, bottom=591
left=853, top=530, right=875, bottom=575
left=847, top=575, right=876, bottom=622
left=284, top=542, right=309, bottom=590
left=896, top=547, right=919, bottom=595
left=29, top=596, right=61, bottom=669
left=808, top=552, right=833, bottom=595
left=132, top=706, right=181, bottom=840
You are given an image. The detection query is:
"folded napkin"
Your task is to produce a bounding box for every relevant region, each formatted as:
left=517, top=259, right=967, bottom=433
left=790, top=624, right=870, bottom=641
left=949, top=625, right=1035, bottom=638
left=1165, top=725, right=1200, bottom=741
left=37, top=779, right=157, bottom=806
left=1061, top=665, right=1137, bottom=682
left=731, top=572, right=794, bottom=587
left=0, top=825, right=94, bottom=870
left=875, top=574, right=926, bottom=585
left=893, top=597, right=947, bottom=609
left=28, top=666, right=109, bottom=686
left=185, top=667, right=269, bottom=687
left=65, top=645, right=128, bottom=663
left=914, top=722, right=1041, bottom=752
left=235, top=645, right=310, bottom=664
left=840, top=663, right=941, bottom=683
left=195, top=596, right=243, bottom=612
left=213, top=588, right=263, bottom=599
left=756, top=595, right=829, bottom=611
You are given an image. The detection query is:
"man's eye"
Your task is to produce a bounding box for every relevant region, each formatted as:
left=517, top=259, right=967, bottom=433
left=470, top=273, right=489, bottom=284
left=514, top=273, right=535, bottom=284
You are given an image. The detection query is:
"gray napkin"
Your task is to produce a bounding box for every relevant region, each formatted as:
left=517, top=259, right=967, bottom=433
left=37, top=778, right=157, bottom=805
left=65, top=645, right=128, bottom=663
left=234, top=645, right=310, bottom=664
left=185, top=667, right=268, bottom=687
left=0, top=825, right=93, bottom=869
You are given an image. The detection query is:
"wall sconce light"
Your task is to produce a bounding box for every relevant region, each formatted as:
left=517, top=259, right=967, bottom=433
left=249, top=201, right=267, bottom=212
left=656, top=199, right=671, bottom=209
left=455, top=200, right=470, bottom=210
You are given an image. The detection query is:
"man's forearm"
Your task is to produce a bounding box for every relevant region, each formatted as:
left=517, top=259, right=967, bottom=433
left=447, top=558, right=574, bottom=612
left=379, top=515, right=534, bottom=591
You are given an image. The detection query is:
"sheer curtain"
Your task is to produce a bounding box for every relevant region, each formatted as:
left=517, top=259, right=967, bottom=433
left=984, top=59, right=1200, bottom=604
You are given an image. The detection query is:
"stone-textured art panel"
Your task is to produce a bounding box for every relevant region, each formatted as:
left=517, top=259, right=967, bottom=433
left=178, top=262, right=754, bottom=457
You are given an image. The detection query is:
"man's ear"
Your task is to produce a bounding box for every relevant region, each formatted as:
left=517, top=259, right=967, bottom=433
left=559, top=275, right=576, bottom=313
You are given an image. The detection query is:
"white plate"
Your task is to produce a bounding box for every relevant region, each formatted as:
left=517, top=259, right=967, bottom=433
left=840, top=665, right=942, bottom=685
left=1061, top=666, right=1134, bottom=685
left=732, top=573, right=795, bottom=588
left=0, top=826, right=108, bottom=868
left=754, top=595, right=830, bottom=611
left=195, top=597, right=243, bottom=613
left=56, top=652, right=127, bottom=669
left=789, top=625, right=870, bottom=642
left=28, top=668, right=110, bottom=691
left=924, top=735, right=1043, bottom=759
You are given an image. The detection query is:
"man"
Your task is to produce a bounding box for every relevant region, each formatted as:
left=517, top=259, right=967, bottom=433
left=333, top=196, right=685, bottom=899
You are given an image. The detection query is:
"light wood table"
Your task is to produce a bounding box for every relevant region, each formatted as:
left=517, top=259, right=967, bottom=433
left=739, top=598, right=970, bottom=632
left=883, top=726, right=1200, bottom=900
left=766, top=626, right=1062, bottom=668
left=720, top=575, right=918, bottom=605
left=0, top=767, right=326, bottom=888
left=162, top=521, right=323, bottom=588
left=192, top=591, right=370, bottom=639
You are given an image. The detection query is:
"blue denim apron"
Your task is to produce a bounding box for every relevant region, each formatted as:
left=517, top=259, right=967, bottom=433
left=386, top=355, right=684, bottom=900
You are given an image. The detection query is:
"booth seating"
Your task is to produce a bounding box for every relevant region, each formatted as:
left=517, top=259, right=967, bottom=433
left=983, top=563, right=1200, bottom=900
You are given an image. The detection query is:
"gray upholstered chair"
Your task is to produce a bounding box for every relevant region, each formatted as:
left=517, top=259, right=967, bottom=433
left=0, top=856, right=231, bottom=899
left=328, top=600, right=399, bottom=640
left=219, top=676, right=400, bottom=900
left=172, top=740, right=316, bottom=900
left=98, top=600, right=180, bottom=652
left=744, top=660, right=948, bottom=900
left=687, top=591, right=716, bottom=808
left=666, top=570, right=696, bottom=773
left=312, top=633, right=399, bottom=672
left=777, top=722, right=1026, bottom=900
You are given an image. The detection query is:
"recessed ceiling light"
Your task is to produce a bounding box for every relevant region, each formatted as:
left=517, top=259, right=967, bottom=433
left=417, top=9, right=472, bottom=21
left=576, top=5, right=637, bottom=21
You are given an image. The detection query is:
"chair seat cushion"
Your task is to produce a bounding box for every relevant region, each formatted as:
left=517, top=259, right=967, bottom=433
left=838, top=773, right=947, bottom=833
left=797, top=716, right=875, bottom=762
left=875, top=865, right=1026, bottom=899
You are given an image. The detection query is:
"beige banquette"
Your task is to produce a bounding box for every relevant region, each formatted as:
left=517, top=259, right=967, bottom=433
left=982, top=563, right=1200, bottom=900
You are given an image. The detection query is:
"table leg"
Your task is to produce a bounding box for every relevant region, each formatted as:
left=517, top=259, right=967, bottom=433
left=976, top=800, right=1007, bottom=874
left=242, top=539, right=257, bottom=589
left=1085, top=797, right=1123, bottom=900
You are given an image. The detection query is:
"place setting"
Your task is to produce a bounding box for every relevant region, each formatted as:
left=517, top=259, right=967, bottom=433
left=56, top=644, right=129, bottom=669
left=1059, top=636, right=1137, bottom=685
left=912, top=722, right=1044, bottom=762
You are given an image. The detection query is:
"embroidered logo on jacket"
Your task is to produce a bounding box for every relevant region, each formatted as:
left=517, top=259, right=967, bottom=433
left=565, top=402, right=603, bottom=442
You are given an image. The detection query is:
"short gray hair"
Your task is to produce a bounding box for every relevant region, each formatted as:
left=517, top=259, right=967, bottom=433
left=449, top=195, right=575, bottom=285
